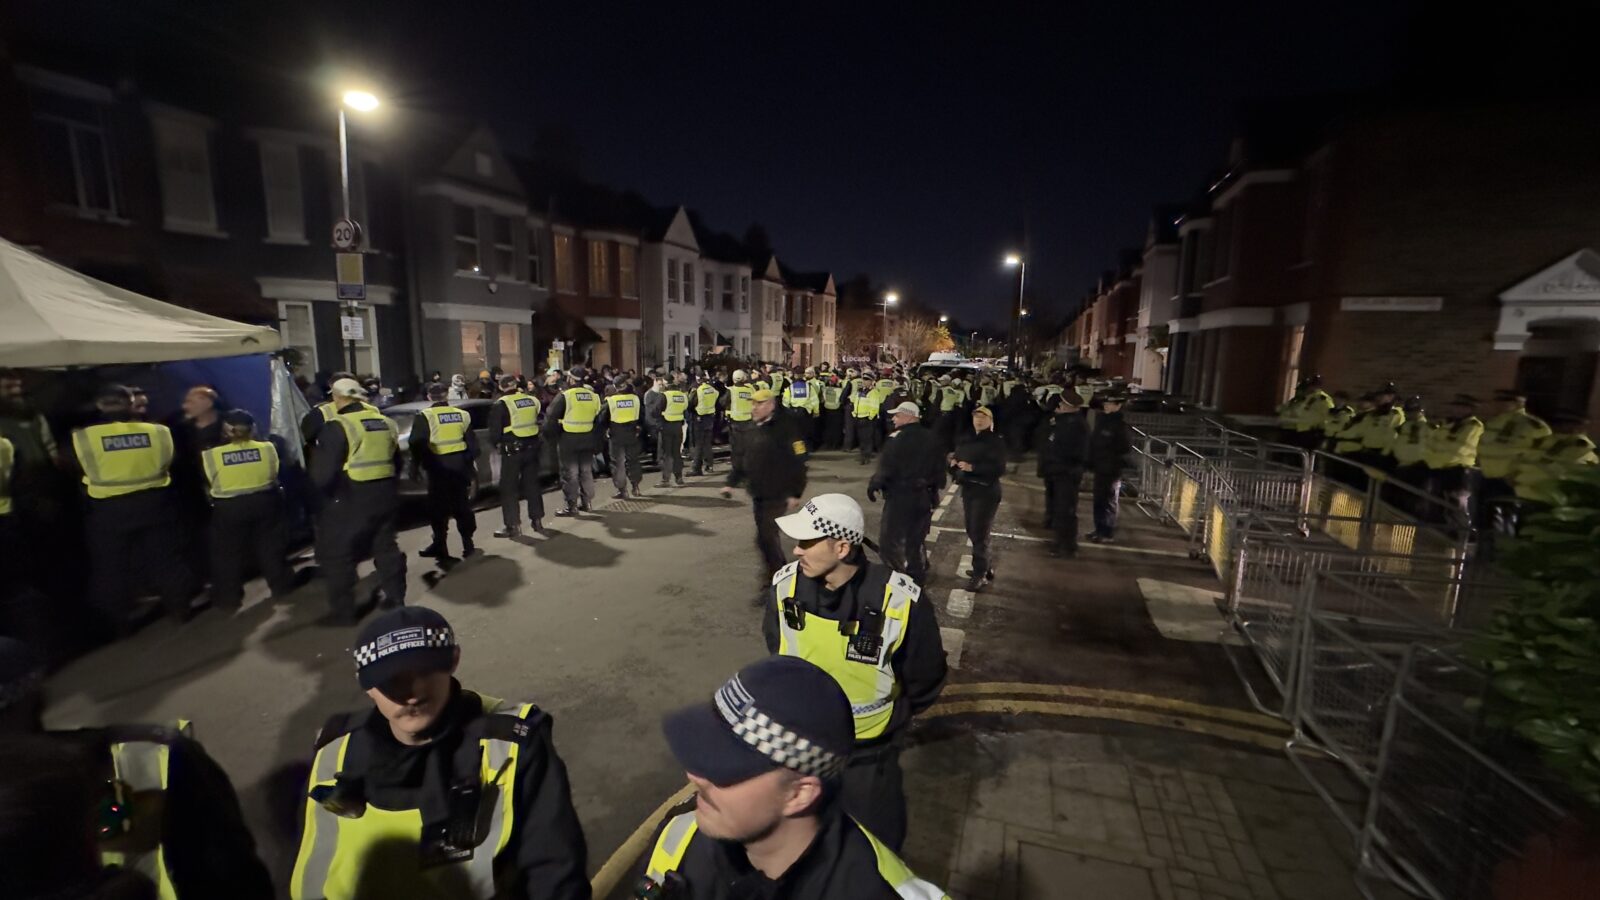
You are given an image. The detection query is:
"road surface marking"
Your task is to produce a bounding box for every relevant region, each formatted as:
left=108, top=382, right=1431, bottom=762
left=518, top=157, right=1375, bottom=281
left=946, top=588, right=974, bottom=619
left=941, top=626, right=966, bottom=668
left=1137, top=578, right=1244, bottom=645
left=930, top=505, right=946, bottom=522
left=940, top=682, right=1281, bottom=731
left=957, top=554, right=973, bottom=578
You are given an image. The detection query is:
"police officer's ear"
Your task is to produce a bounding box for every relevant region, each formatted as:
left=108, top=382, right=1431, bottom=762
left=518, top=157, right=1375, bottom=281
left=449, top=646, right=462, bottom=674
left=778, top=769, right=826, bottom=818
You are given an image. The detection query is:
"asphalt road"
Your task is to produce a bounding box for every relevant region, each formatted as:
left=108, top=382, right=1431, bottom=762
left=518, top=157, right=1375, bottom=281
left=41, top=445, right=1254, bottom=888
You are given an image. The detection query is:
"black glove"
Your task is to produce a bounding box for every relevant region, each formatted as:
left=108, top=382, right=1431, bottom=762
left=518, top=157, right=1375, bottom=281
left=866, top=486, right=880, bottom=503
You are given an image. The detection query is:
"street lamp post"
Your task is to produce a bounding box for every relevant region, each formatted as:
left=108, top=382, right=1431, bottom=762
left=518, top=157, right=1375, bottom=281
left=337, top=90, right=379, bottom=374
left=1003, top=254, right=1025, bottom=371
left=881, top=291, right=899, bottom=362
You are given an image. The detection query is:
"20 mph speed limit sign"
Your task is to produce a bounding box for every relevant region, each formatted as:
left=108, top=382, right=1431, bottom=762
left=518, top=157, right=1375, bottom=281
left=332, top=218, right=362, bottom=250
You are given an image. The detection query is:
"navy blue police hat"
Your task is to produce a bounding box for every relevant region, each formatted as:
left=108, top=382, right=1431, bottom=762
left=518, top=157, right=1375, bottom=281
left=662, top=657, right=853, bottom=787
left=352, top=606, right=458, bottom=690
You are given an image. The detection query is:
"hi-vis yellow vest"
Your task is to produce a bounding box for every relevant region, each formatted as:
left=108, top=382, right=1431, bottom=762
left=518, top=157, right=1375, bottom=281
left=291, top=696, right=539, bottom=900
left=559, top=387, right=601, bottom=433
left=727, top=384, right=754, bottom=422
left=1425, top=416, right=1483, bottom=470
left=853, top=384, right=881, bottom=418
left=497, top=393, right=541, bottom=438
left=662, top=390, right=689, bottom=422
left=72, top=421, right=174, bottom=500
left=334, top=408, right=398, bottom=481
left=1389, top=415, right=1431, bottom=467
left=645, top=811, right=949, bottom=899
left=0, top=435, right=13, bottom=516
left=772, top=563, right=919, bottom=742
left=606, top=393, right=641, bottom=425
left=695, top=384, right=720, bottom=416
left=201, top=440, right=280, bottom=499
left=1477, top=408, right=1552, bottom=479
left=420, top=405, right=470, bottom=455
left=823, top=385, right=844, bottom=410
left=100, top=720, right=195, bottom=900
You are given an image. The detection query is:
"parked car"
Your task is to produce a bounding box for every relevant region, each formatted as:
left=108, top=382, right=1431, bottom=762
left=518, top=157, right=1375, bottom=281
left=385, top=399, right=499, bottom=501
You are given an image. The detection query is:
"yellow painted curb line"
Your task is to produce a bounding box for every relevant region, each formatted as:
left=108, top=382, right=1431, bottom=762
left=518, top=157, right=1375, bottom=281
left=589, top=684, right=1286, bottom=897
left=939, top=682, right=1286, bottom=732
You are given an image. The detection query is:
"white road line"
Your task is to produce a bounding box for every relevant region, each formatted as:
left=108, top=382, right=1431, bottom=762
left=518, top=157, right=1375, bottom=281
left=1137, top=578, right=1244, bottom=645
left=940, top=626, right=966, bottom=669
left=957, top=554, right=974, bottom=579
left=930, top=505, right=946, bottom=522
left=946, top=589, right=975, bottom=619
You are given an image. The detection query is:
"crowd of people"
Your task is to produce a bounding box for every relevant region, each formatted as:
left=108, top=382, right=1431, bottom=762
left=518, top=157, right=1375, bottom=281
left=1275, top=376, right=1597, bottom=529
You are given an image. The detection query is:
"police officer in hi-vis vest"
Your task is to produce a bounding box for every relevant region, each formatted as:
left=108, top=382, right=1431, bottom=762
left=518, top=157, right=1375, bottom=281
left=310, top=378, right=407, bottom=624
left=541, top=367, right=602, bottom=516
left=765, top=494, right=947, bottom=852
left=290, top=607, right=589, bottom=900
left=649, top=374, right=691, bottom=487
left=720, top=369, right=757, bottom=466
left=201, top=410, right=294, bottom=609
left=689, top=371, right=721, bottom=476
left=598, top=374, right=645, bottom=499
left=638, top=656, right=950, bottom=899
left=71, top=384, right=192, bottom=634
left=0, top=636, right=274, bottom=900
left=410, top=382, right=480, bottom=561
left=487, top=373, right=548, bottom=538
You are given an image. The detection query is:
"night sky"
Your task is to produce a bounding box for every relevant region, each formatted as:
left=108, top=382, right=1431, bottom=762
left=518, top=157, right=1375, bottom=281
left=15, top=1, right=1432, bottom=328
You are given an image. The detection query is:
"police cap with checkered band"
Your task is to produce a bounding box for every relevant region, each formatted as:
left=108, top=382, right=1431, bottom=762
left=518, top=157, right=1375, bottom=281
left=662, top=656, right=854, bottom=786
left=774, top=492, right=866, bottom=545
left=352, top=606, right=458, bottom=690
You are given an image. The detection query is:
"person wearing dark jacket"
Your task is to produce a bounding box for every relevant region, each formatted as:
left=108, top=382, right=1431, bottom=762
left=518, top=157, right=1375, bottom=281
left=597, top=376, right=645, bottom=499
left=867, top=402, right=945, bottom=586
left=720, top=390, right=808, bottom=580
left=953, top=406, right=1007, bottom=591
left=486, top=374, right=547, bottom=538
left=638, top=656, right=949, bottom=899
left=765, top=494, right=947, bottom=852
left=0, top=638, right=274, bottom=900
left=540, top=369, right=602, bottom=516
left=310, top=379, right=406, bottom=623
left=1088, top=395, right=1132, bottom=543
left=290, top=607, right=589, bottom=900
left=1038, top=391, right=1090, bottom=557
left=408, top=382, right=480, bottom=560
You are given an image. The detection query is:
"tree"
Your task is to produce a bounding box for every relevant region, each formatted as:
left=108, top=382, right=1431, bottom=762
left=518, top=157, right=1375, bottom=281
left=898, top=313, right=955, bottom=362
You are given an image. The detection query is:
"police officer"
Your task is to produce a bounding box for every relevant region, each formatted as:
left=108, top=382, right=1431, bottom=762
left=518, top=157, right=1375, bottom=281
left=310, top=378, right=406, bottom=624
left=848, top=374, right=882, bottom=465
left=487, top=373, right=547, bottom=539
left=953, top=406, right=1006, bottom=591
left=648, top=374, right=690, bottom=487
left=71, top=384, right=192, bottom=633
left=410, top=382, right=479, bottom=560
left=300, top=371, right=363, bottom=450
left=1088, top=393, right=1132, bottom=544
left=689, top=372, right=721, bottom=476
left=542, top=367, right=602, bottom=516
left=641, top=656, right=950, bottom=899
left=1320, top=390, right=1356, bottom=452
left=767, top=494, right=948, bottom=851
left=868, top=402, right=945, bottom=585
left=1387, top=396, right=1433, bottom=512
left=1424, top=394, right=1484, bottom=525
left=1039, top=390, right=1090, bottom=558
left=1476, top=388, right=1551, bottom=530
left=201, top=410, right=294, bottom=609
left=289, top=607, right=589, bottom=900
left=782, top=368, right=816, bottom=447
left=820, top=373, right=846, bottom=450
left=599, top=375, right=645, bottom=499
left=0, top=636, right=275, bottom=899
left=720, top=370, right=756, bottom=464
left=1355, top=383, right=1405, bottom=473
left=719, top=389, right=808, bottom=580
left=1509, top=412, right=1597, bottom=510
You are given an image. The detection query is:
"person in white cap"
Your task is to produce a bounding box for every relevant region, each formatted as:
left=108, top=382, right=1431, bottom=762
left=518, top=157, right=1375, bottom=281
left=867, top=402, right=946, bottom=585
left=766, top=492, right=947, bottom=852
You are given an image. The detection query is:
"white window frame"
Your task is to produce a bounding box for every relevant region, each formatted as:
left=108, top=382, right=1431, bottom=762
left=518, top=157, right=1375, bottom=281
left=527, top=224, right=545, bottom=286
left=703, top=271, right=714, bottom=308
left=740, top=275, right=750, bottom=312
left=277, top=300, right=318, bottom=376
left=259, top=141, right=306, bottom=244
left=667, top=332, right=679, bottom=361
left=492, top=214, right=519, bottom=282
left=667, top=258, right=680, bottom=303
left=151, top=113, right=221, bottom=235
left=619, top=244, right=638, bottom=298
left=454, top=204, right=481, bottom=275
left=25, top=77, right=122, bottom=220
left=589, top=241, right=612, bottom=296
left=682, top=261, right=694, bottom=304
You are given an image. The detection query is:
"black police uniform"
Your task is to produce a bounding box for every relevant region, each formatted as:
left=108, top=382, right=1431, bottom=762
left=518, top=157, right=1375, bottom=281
left=689, top=382, right=720, bottom=476
left=541, top=388, right=600, bottom=513
left=761, top=560, right=948, bottom=852
left=310, top=411, right=406, bottom=619
left=487, top=395, right=546, bottom=532
left=409, top=402, right=480, bottom=556
left=869, top=421, right=945, bottom=585
left=1039, top=407, right=1090, bottom=554
left=597, top=389, right=645, bottom=495
left=207, top=439, right=295, bottom=609
left=726, top=410, right=808, bottom=579
left=1088, top=407, right=1132, bottom=540
left=953, top=427, right=1007, bottom=582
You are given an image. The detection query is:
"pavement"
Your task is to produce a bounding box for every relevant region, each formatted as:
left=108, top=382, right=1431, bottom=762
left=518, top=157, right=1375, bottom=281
left=40, top=440, right=1386, bottom=899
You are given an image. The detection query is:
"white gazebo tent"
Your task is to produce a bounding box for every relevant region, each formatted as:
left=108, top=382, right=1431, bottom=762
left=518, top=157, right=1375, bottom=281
left=0, top=236, right=281, bottom=367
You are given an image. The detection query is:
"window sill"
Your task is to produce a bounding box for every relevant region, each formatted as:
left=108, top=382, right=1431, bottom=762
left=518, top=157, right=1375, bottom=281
left=164, top=221, right=230, bottom=239
left=47, top=204, right=130, bottom=226
left=263, top=235, right=310, bottom=247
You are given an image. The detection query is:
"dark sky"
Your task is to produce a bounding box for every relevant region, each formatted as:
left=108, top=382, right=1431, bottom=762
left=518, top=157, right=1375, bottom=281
left=15, top=1, right=1426, bottom=328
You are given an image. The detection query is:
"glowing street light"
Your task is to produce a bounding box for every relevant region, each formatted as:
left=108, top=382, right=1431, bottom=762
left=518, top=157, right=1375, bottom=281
left=342, top=90, right=380, bottom=113
left=1003, top=253, right=1026, bottom=368
left=880, top=292, right=899, bottom=359
left=939, top=314, right=949, bottom=323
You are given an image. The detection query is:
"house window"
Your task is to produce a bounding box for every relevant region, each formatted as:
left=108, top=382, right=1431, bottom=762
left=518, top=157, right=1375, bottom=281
left=589, top=241, right=611, bottom=295
left=667, top=333, right=678, bottom=362
left=498, top=324, right=521, bottom=367
left=30, top=88, right=120, bottom=217
left=703, top=271, right=713, bottom=308
left=618, top=244, right=637, bottom=298
left=682, top=262, right=694, bottom=304
left=667, top=259, right=680, bottom=302
left=684, top=333, right=695, bottom=361
left=554, top=233, right=575, bottom=292
left=741, top=337, right=749, bottom=356
left=347, top=305, right=380, bottom=376
left=278, top=301, right=316, bottom=378
left=454, top=205, right=480, bottom=274
left=260, top=142, right=304, bottom=242
left=528, top=225, right=545, bottom=285
left=492, top=216, right=517, bottom=280
left=149, top=116, right=217, bottom=232
left=460, top=321, right=487, bottom=375
left=740, top=276, right=750, bottom=311
left=722, top=274, right=734, bottom=310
